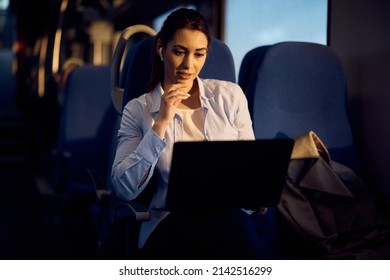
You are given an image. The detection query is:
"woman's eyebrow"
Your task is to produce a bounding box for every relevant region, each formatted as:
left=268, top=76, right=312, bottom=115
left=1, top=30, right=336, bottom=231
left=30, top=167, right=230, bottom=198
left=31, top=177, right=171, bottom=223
left=173, top=45, right=208, bottom=51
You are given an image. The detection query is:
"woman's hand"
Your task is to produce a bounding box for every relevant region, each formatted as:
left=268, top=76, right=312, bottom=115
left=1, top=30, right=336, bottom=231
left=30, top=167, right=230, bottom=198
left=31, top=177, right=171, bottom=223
left=152, top=84, right=190, bottom=138
left=251, top=207, right=268, bottom=216
left=159, top=83, right=190, bottom=121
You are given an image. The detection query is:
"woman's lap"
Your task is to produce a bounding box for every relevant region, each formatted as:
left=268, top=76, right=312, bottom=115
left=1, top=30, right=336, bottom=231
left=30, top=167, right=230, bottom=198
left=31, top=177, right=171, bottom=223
left=139, top=208, right=278, bottom=259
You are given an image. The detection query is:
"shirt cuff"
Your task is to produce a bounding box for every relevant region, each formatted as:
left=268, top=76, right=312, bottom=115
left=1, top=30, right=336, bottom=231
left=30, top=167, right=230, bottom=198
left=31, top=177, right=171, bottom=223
left=135, top=129, right=166, bottom=164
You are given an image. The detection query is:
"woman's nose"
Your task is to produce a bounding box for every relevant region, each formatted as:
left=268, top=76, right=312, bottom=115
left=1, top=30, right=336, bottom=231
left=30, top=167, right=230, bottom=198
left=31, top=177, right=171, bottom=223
left=181, top=54, right=194, bottom=69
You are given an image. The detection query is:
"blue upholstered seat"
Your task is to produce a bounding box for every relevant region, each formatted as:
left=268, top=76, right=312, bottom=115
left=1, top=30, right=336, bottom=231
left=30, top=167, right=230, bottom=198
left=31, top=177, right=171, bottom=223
left=239, top=42, right=362, bottom=174
left=55, top=65, right=117, bottom=196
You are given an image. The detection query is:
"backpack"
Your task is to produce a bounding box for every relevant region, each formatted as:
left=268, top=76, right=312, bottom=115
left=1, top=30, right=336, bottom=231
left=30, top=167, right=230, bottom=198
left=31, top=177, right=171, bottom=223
left=277, top=131, right=390, bottom=259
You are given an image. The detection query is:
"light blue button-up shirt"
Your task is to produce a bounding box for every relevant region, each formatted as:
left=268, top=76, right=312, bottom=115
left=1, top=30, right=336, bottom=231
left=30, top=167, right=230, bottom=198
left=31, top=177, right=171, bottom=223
left=111, top=77, right=255, bottom=248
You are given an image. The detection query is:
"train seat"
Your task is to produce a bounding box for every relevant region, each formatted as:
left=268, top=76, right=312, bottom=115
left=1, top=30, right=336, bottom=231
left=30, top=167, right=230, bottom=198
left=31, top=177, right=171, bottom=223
left=238, top=41, right=368, bottom=258
left=239, top=41, right=363, bottom=175
left=55, top=64, right=116, bottom=186
left=52, top=64, right=118, bottom=236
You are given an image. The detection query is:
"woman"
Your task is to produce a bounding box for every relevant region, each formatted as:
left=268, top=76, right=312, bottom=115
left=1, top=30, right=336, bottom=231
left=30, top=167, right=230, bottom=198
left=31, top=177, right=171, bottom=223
left=111, top=8, right=272, bottom=259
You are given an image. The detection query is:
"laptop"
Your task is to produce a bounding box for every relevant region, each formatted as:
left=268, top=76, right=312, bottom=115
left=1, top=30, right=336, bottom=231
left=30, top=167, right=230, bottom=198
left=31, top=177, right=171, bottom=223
left=165, top=139, right=294, bottom=211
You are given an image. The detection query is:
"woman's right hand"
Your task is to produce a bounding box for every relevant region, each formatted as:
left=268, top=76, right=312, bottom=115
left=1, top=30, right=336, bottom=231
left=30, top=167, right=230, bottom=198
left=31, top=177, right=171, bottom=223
left=152, top=84, right=190, bottom=139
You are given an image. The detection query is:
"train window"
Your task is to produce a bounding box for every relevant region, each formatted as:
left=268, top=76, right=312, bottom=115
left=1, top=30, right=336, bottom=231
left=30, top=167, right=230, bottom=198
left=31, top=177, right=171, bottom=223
left=0, top=0, right=9, bottom=10
left=224, top=0, right=328, bottom=76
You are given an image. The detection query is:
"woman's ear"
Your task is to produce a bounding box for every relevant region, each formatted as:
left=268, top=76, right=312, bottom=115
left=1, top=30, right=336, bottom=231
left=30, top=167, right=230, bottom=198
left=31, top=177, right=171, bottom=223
left=156, top=39, right=164, bottom=61
left=158, top=47, right=164, bottom=61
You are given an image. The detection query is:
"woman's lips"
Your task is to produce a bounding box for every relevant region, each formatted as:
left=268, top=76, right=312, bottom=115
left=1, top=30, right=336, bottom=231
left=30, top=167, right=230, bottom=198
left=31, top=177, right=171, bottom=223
left=177, top=72, right=192, bottom=80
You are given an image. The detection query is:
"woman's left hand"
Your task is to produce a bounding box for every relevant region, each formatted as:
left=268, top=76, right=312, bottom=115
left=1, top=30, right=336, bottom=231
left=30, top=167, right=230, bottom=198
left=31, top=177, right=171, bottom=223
left=251, top=207, right=268, bottom=216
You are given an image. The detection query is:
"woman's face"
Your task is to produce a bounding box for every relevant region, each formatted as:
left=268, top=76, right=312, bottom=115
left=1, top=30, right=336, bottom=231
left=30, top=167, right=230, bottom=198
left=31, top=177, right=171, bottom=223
left=161, top=28, right=208, bottom=90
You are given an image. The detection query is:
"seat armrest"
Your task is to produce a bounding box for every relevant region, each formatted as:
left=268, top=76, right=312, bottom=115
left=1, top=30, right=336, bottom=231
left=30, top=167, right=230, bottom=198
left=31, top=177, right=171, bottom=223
left=112, top=200, right=150, bottom=222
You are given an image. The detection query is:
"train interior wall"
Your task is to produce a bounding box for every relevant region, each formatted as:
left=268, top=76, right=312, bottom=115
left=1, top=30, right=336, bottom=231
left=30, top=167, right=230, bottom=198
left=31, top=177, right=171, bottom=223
left=329, top=0, right=390, bottom=213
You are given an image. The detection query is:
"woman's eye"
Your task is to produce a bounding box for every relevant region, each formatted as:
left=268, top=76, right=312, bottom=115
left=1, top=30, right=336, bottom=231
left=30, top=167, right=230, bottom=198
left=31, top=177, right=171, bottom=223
left=195, top=53, right=205, bottom=58
left=174, top=50, right=185, bottom=56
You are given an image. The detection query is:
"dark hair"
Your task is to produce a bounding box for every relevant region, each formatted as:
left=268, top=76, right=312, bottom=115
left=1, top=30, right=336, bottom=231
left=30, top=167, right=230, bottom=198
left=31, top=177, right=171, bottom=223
left=149, top=8, right=211, bottom=90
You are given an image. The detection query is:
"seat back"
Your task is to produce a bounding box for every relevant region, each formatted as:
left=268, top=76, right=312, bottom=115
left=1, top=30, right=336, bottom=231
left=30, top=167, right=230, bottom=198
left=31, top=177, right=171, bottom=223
left=57, top=65, right=118, bottom=186
left=238, top=45, right=271, bottom=117
left=121, top=36, right=236, bottom=110
left=239, top=42, right=362, bottom=174
left=110, top=25, right=157, bottom=114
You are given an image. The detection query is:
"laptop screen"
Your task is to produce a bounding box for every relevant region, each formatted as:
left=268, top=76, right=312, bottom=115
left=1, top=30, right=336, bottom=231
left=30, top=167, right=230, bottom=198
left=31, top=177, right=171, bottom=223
left=165, top=139, right=294, bottom=211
